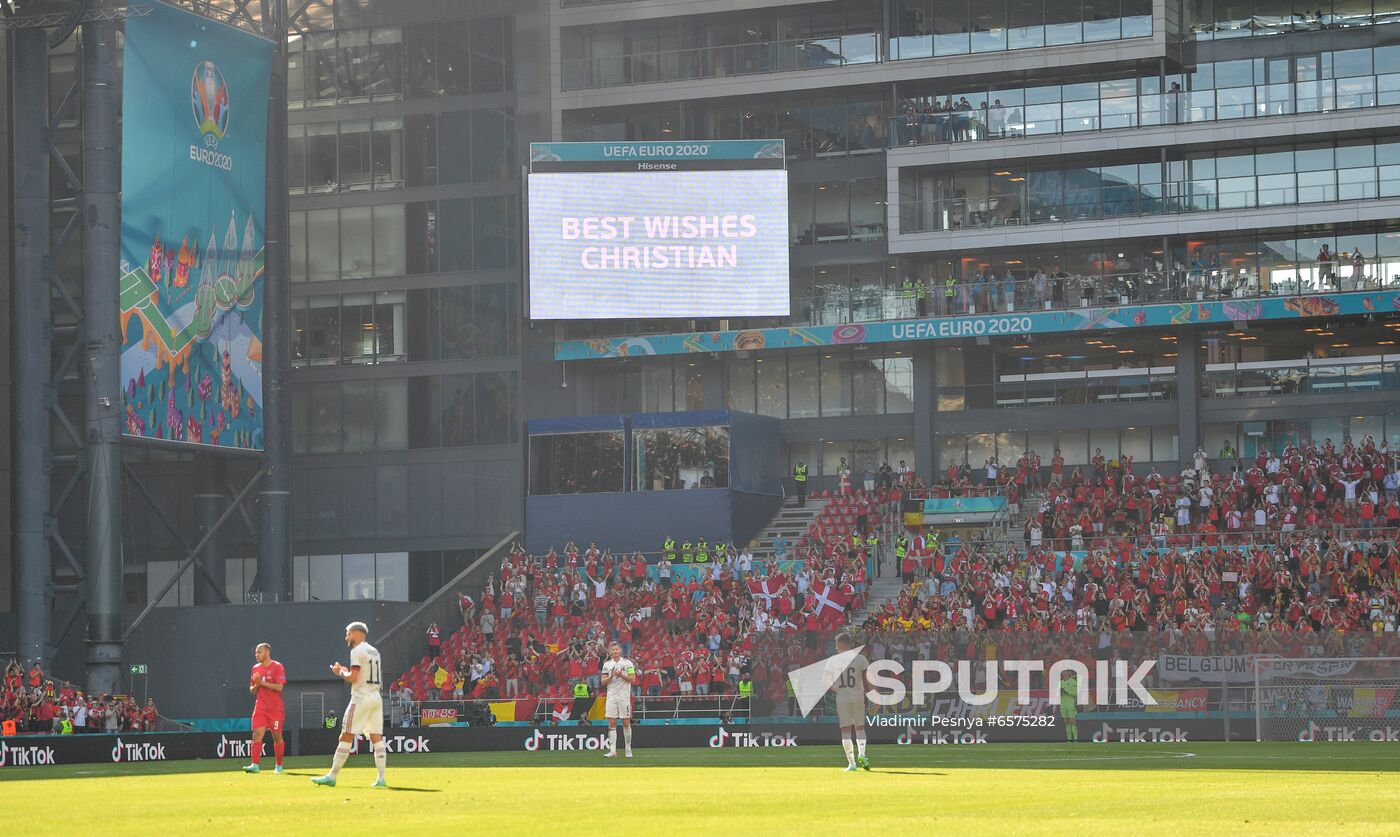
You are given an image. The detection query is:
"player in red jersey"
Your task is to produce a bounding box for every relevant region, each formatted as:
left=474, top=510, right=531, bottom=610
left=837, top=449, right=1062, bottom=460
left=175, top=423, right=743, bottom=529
left=243, top=643, right=286, bottom=774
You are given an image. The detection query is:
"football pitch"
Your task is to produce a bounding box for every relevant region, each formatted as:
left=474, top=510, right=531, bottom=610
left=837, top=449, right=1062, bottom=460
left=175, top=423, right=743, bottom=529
left=7, top=742, right=1400, bottom=835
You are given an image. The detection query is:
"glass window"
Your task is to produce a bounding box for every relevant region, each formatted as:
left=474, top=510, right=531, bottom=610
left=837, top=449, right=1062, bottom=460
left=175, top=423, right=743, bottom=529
left=342, top=380, right=375, bottom=452
left=727, top=358, right=756, bottom=412
left=636, top=427, right=729, bottom=490
left=368, top=28, right=404, bottom=98
left=1046, top=0, right=1084, bottom=44
left=307, top=32, right=337, bottom=101
left=337, top=29, right=372, bottom=100
left=372, top=118, right=403, bottom=189
left=375, top=552, right=409, bottom=602
left=883, top=356, right=915, bottom=413
left=441, top=374, right=474, bottom=447
left=306, top=382, right=342, bottom=453
left=306, top=122, right=337, bottom=192
left=1151, top=425, right=1179, bottom=463
left=531, top=432, right=625, bottom=494
left=475, top=372, right=515, bottom=445
left=642, top=364, right=673, bottom=412
left=288, top=125, right=306, bottom=193
left=681, top=363, right=705, bottom=410
left=306, top=295, right=341, bottom=364
left=341, top=293, right=375, bottom=362
left=933, top=0, right=972, bottom=55
left=409, top=376, right=442, bottom=448
left=340, top=206, right=373, bottom=279
left=376, top=378, right=407, bottom=450
left=756, top=356, right=787, bottom=417
left=309, top=554, right=340, bottom=602
left=371, top=204, right=406, bottom=277
left=789, top=354, right=820, bottom=418
left=437, top=286, right=475, bottom=359
left=472, top=109, right=513, bottom=182
left=343, top=553, right=375, bottom=600
left=475, top=284, right=516, bottom=357
left=306, top=208, right=339, bottom=280
left=290, top=210, right=307, bottom=280
left=339, top=120, right=372, bottom=190
left=851, top=356, right=885, bottom=415
left=1059, top=428, right=1089, bottom=465
left=821, top=353, right=852, bottom=416
left=469, top=17, right=512, bottom=94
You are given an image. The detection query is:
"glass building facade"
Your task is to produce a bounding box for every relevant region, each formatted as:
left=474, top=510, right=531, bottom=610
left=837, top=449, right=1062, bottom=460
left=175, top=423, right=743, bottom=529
left=536, top=0, right=1400, bottom=495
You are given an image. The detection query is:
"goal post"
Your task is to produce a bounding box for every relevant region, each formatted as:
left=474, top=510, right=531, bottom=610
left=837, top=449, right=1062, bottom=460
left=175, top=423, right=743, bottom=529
left=1253, top=657, right=1400, bottom=742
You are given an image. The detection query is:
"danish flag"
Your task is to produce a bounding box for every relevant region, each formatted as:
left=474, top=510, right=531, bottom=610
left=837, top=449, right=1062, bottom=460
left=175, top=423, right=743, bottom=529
left=809, top=582, right=851, bottom=617
left=747, top=573, right=787, bottom=610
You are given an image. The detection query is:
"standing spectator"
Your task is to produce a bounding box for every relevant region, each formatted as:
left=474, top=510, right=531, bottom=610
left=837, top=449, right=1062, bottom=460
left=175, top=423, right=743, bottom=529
left=1350, top=247, right=1367, bottom=284
left=1317, top=243, right=1336, bottom=289
left=989, top=99, right=1006, bottom=138
left=426, top=621, right=442, bottom=659
left=863, top=460, right=877, bottom=493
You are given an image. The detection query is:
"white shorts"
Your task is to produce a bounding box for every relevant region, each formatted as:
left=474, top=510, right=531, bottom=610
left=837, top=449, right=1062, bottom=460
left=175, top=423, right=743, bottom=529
left=835, top=692, right=865, bottom=728
left=605, top=694, right=632, bottom=720
left=343, top=694, right=384, bottom=737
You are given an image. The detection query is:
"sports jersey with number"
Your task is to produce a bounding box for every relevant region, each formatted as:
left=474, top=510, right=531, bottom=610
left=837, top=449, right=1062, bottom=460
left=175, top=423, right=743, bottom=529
left=350, top=642, right=383, bottom=699
left=251, top=660, right=286, bottom=713
left=831, top=653, right=869, bottom=697
left=601, top=658, right=636, bottom=700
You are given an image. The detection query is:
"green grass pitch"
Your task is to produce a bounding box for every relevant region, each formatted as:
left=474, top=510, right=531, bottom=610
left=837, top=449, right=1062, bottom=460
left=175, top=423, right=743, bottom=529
left=7, top=743, right=1400, bottom=835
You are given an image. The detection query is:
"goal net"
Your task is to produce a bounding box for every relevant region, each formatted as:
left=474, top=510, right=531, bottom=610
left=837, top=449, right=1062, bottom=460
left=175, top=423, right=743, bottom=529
left=1254, top=657, right=1400, bottom=742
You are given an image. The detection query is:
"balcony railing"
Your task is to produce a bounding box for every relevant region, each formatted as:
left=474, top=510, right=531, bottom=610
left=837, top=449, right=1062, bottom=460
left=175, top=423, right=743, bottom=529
left=789, top=259, right=1399, bottom=328
left=562, top=33, right=880, bottom=90
left=899, top=179, right=1400, bottom=234
left=888, top=72, right=1400, bottom=149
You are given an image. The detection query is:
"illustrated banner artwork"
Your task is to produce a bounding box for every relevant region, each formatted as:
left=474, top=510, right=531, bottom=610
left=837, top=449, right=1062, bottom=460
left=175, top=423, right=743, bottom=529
left=119, top=2, right=272, bottom=450
left=555, top=289, right=1400, bottom=360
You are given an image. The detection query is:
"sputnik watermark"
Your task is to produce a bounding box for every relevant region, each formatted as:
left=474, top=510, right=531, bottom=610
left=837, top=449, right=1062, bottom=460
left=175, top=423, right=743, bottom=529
left=787, top=645, right=1158, bottom=717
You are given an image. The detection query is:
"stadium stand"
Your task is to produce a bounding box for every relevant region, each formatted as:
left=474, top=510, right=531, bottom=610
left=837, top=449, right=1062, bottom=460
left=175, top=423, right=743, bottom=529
left=1, top=659, right=162, bottom=734
left=387, top=437, right=1400, bottom=714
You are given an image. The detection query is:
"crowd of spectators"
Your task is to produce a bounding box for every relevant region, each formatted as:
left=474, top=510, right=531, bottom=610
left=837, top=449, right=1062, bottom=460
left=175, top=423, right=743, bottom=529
left=394, top=481, right=915, bottom=706
left=873, top=436, right=1400, bottom=637
left=1, top=660, right=159, bottom=735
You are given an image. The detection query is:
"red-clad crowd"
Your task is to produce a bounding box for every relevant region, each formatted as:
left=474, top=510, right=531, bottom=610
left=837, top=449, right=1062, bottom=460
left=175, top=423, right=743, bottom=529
left=391, top=484, right=912, bottom=703
left=872, top=436, right=1400, bottom=637
left=1, top=660, right=159, bottom=735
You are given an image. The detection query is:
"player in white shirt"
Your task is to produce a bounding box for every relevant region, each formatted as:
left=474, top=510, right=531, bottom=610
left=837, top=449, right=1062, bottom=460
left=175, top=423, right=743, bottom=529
left=600, top=642, right=637, bottom=758
left=823, top=633, right=870, bottom=772
left=312, top=622, right=388, bottom=788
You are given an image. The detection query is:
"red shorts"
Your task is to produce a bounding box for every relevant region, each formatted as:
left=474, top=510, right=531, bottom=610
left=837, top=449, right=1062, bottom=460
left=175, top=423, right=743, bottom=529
left=252, top=707, right=284, bottom=732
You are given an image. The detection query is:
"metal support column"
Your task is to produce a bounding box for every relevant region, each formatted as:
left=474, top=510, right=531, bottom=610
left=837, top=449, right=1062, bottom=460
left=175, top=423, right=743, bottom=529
left=913, top=345, right=936, bottom=481
left=1175, top=331, right=1200, bottom=471
left=13, top=26, right=53, bottom=669
left=80, top=20, right=124, bottom=696
left=258, top=0, right=291, bottom=602
left=193, top=455, right=227, bottom=605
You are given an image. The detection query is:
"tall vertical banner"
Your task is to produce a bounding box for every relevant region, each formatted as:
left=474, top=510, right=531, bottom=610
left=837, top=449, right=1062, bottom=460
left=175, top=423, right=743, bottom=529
left=119, top=3, right=272, bottom=450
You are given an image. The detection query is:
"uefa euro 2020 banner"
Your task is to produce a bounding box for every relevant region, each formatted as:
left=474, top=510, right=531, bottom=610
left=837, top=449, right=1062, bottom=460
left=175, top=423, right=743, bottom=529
left=119, top=2, right=272, bottom=450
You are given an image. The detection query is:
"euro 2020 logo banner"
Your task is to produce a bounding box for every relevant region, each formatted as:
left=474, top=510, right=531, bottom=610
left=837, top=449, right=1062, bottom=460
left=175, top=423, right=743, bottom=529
left=118, top=3, right=272, bottom=450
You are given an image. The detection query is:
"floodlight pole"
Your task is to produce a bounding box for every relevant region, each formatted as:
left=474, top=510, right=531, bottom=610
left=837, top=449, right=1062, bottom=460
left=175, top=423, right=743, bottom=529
left=258, top=0, right=292, bottom=602
left=80, top=18, right=125, bottom=698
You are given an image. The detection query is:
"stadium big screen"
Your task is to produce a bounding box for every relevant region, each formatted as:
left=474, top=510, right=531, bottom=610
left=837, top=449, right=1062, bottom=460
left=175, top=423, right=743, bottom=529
left=527, top=141, right=790, bottom=319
